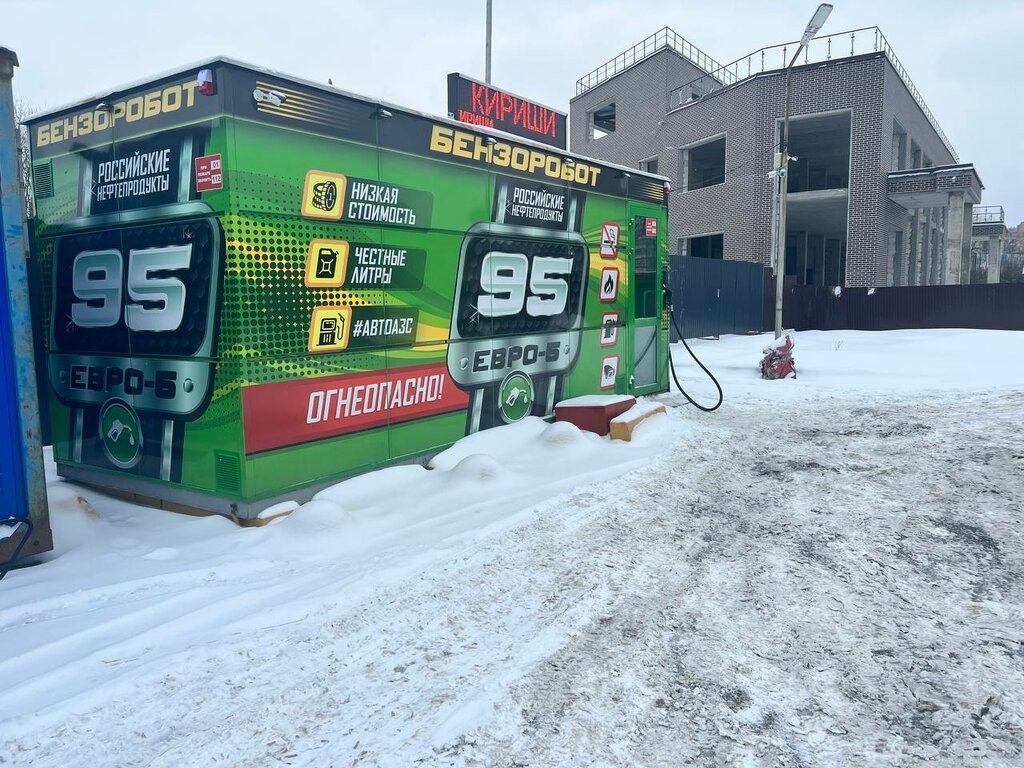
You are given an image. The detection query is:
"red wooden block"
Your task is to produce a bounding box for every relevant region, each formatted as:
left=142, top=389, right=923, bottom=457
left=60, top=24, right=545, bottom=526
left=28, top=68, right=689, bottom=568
left=554, top=395, right=637, bottom=436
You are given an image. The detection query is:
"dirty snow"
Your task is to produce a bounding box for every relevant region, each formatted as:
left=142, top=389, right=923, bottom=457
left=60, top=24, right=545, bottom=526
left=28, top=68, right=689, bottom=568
left=1, top=329, right=1022, bottom=767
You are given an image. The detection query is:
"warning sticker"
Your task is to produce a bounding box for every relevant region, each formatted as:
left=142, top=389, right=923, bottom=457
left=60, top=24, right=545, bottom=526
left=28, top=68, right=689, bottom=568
left=600, top=222, right=619, bottom=258
left=600, top=267, right=619, bottom=303
left=600, top=312, right=619, bottom=347
left=600, top=355, right=619, bottom=389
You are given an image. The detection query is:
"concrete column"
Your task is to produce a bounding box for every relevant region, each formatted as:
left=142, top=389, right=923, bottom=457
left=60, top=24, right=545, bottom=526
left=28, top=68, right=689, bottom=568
left=899, top=216, right=911, bottom=286
left=800, top=230, right=809, bottom=285
left=943, top=191, right=967, bottom=285
left=940, top=207, right=949, bottom=283
left=914, top=209, right=928, bottom=285
left=924, top=208, right=937, bottom=285
left=929, top=208, right=942, bottom=286
left=913, top=208, right=921, bottom=284
left=988, top=235, right=1002, bottom=283
left=961, top=203, right=974, bottom=284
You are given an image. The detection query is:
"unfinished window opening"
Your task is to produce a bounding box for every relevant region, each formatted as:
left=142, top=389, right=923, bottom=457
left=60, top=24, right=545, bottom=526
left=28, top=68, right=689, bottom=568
left=687, top=233, right=724, bottom=259
left=910, top=141, right=922, bottom=169
left=590, top=103, right=616, bottom=140
left=891, top=122, right=907, bottom=172
left=782, top=112, right=851, bottom=286
left=639, top=156, right=659, bottom=175
left=682, top=136, right=725, bottom=191
left=785, top=112, right=851, bottom=193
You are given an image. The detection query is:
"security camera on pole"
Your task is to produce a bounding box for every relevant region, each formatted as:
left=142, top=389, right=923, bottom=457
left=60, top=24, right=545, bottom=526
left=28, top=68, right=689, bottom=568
left=770, top=3, right=833, bottom=339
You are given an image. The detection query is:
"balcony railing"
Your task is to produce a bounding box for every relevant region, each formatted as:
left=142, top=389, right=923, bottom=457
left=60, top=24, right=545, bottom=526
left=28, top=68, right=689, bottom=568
left=666, top=26, right=958, bottom=163
left=973, top=206, right=1005, bottom=225
left=575, top=27, right=727, bottom=97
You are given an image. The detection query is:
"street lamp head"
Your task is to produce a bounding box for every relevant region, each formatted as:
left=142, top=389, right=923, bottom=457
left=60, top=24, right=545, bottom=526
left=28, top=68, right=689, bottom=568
left=800, top=3, right=834, bottom=46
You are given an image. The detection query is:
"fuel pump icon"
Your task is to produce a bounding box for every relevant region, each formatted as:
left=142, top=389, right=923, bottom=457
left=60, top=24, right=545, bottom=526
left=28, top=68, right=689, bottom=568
left=106, top=419, right=135, bottom=446
left=318, top=315, right=343, bottom=346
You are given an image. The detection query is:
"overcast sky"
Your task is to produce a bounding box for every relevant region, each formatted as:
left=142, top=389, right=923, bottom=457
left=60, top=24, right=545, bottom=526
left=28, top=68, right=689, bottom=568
left=4, top=0, right=1021, bottom=224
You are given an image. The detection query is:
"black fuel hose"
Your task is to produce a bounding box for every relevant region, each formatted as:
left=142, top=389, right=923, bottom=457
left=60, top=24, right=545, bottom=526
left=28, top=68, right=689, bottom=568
left=667, top=308, right=723, bottom=412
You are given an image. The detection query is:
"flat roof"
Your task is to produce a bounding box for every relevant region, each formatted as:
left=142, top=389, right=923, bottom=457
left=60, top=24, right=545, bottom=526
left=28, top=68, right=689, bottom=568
left=27, top=56, right=670, bottom=185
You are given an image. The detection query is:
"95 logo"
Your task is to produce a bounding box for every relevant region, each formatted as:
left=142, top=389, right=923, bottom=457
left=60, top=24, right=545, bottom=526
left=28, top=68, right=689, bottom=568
left=70, top=245, right=192, bottom=332
left=476, top=251, right=573, bottom=319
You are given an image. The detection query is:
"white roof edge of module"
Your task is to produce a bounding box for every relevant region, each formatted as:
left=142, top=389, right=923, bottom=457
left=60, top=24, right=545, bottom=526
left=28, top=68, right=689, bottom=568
left=556, top=395, right=636, bottom=408
left=26, top=56, right=670, bottom=185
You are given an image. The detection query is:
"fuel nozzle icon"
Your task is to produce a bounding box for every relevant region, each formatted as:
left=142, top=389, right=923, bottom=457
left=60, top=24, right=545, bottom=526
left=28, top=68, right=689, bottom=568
left=107, top=419, right=135, bottom=446
left=505, top=386, right=528, bottom=408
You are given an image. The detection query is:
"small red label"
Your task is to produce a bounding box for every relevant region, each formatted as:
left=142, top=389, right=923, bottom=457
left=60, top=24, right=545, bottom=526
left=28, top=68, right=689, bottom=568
left=645, top=217, right=657, bottom=237
left=242, top=363, right=469, bottom=454
left=600, top=312, right=619, bottom=347
left=195, top=154, right=223, bottom=192
left=599, top=267, right=619, bottom=303
left=599, top=222, right=619, bottom=258
left=600, top=355, right=619, bottom=390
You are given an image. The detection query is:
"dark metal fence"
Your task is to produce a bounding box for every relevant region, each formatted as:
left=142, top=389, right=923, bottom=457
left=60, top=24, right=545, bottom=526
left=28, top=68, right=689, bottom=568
left=782, top=282, right=1024, bottom=332
left=670, top=256, right=767, bottom=338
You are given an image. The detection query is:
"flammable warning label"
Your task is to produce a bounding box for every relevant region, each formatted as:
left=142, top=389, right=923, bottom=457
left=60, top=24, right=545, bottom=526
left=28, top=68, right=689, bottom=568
left=241, top=362, right=469, bottom=453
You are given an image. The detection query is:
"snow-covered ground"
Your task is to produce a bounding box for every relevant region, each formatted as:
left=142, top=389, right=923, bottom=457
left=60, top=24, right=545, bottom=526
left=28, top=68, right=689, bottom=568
left=1, top=329, right=1022, bottom=767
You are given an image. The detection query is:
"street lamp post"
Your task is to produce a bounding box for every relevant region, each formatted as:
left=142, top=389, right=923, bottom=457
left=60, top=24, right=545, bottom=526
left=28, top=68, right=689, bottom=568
left=485, top=0, right=493, bottom=84
left=772, top=3, right=833, bottom=338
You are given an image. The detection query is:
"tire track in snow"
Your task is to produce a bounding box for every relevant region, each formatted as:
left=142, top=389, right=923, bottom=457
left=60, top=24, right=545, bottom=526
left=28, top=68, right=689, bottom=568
left=434, top=393, right=1024, bottom=767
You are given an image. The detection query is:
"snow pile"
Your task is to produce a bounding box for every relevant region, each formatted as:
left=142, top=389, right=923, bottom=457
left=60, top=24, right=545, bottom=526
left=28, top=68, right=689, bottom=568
left=0, top=408, right=688, bottom=730
left=610, top=398, right=666, bottom=425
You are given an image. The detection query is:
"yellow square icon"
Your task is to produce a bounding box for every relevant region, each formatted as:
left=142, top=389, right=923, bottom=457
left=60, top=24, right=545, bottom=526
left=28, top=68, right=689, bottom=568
left=301, top=170, right=347, bottom=221
left=308, top=306, right=353, bottom=353
left=305, top=239, right=349, bottom=287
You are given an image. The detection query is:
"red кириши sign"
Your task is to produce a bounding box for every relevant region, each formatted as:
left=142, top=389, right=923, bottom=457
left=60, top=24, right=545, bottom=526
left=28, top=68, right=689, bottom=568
left=242, top=363, right=469, bottom=453
left=447, top=72, right=567, bottom=150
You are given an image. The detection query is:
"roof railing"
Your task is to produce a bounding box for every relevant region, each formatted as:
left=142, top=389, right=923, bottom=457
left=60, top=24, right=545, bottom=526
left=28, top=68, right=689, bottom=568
left=666, top=26, right=958, bottom=163
left=575, top=27, right=727, bottom=97
left=973, top=205, right=1005, bottom=225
